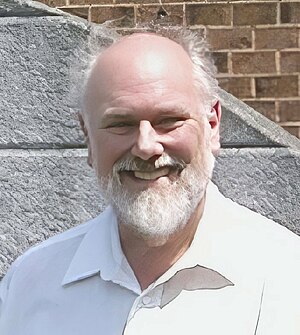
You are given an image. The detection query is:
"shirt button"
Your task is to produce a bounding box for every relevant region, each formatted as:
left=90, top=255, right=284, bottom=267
left=142, top=295, right=152, bottom=305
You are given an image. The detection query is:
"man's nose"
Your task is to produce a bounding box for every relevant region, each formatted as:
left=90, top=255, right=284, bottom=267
left=131, top=120, right=164, bottom=161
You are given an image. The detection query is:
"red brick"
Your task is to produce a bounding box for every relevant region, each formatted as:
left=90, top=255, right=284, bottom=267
left=233, top=3, right=277, bottom=26
left=212, top=52, right=228, bottom=74
left=218, top=77, right=253, bottom=99
left=91, top=6, right=134, bottom=27
left=207, top=28, right=252, bottom=50
left=39, top=0, right=65, bottom=6
left=206, top=0, right=238, bottom=1
left=255, top=28, right=298, bottom=50
left=70, top=0, right=111, bottom=4
left=281, top=3, right=300, bottom=24
left=282, top=126, right=300, bottom=138
left=255, top=76, right=298, bottom=98
left=279, top=101, right=300, bottom=122
left=244, top=100, right=276, bottom=121
left=280, top=52, right=300, bottom=73
left=61, top=6, right=88, bottom=19
left=232, top=52, right=276, bottom=74
left=116, top=0, right=184, bottom=3
left=136, top=5, right=183, bottom=25
left=186, top=4, right=232, bottom=26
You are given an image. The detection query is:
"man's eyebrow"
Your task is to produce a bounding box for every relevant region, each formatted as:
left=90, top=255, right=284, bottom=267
left=102, top=114, right=134, bottom=121
left=99, top=106, right=191, bottom=127
left=103, top=107, right=133, bottom=117
left=153, top=104, right=191, bottom=117
left=157, top=110, right=190, bottom=118
left=99, top=109, right=135, bottom=127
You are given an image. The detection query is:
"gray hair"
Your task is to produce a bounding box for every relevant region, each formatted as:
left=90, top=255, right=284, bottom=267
left=73, top=24, right=219, bottom=119
left=147, top=26, right=219, bottom=115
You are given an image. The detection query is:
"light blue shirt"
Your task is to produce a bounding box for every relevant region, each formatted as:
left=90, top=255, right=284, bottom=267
left=0, top=183, right=300, bottom=334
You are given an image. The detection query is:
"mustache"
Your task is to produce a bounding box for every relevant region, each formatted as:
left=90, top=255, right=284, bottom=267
left=113, top=154, right=187, bottom=173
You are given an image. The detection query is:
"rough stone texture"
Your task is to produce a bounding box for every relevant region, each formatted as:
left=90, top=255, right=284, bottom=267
left=219, top=90, right=300, bottom=149
left=0, top=16, right=88, bottom=148
left=282, top=127, right=300, bottom=139
left=0, top=149, right=103, bottom=278
left=0, top=12, right=116, bottom=149
left=0, top=0, right=60, bottom=17
left=0, top=0, right=300, bottom=280
left=213, top=147, right=300, bottom=236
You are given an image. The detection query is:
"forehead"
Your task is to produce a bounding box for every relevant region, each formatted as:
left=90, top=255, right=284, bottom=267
left=84, top=34, right=198, bottom=118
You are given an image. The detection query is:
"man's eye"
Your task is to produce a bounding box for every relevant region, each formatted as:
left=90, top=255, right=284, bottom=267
left=104, top=122, right=135, bottom=134
left=109, top=122, right=132, bottom=128
left=156, top=118, right=185, bottom=130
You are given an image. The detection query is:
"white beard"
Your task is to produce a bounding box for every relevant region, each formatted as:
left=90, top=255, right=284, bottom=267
left=96, top=124, right=215, bottom=240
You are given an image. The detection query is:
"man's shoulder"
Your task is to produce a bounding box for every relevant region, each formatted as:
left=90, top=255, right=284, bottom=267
left=206, top=183, right=300, bottom=272
left=19, top=214, right=100, bottom=259
left=202, top=183, right=300, bottom=300
left=208, top=182, right=299, bottom=245
left=1, top=207, right=112, bottom=288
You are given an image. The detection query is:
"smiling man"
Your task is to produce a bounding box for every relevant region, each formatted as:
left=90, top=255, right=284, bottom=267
left=0, top=29, right=300, bottom=335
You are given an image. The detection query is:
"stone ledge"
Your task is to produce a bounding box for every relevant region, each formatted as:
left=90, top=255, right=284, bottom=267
left=0, top=16, right=88, bottom=148
left=220, top=90, right=300, bottom=149
left=0, top=0, right=62, bottom=17
left=0, top=15, right=119, bottom=149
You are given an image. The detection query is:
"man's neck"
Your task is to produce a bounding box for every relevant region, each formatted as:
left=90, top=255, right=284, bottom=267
left=118, top=197, right=205, bottom=291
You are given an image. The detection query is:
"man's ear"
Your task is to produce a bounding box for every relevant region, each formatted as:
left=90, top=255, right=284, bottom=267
left=78, top=113, right=93, bottom=168
left=208, top=100, right=222, bottom=155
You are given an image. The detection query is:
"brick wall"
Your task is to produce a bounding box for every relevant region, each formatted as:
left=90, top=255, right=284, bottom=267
left=39, top=0, right=300, bottom=138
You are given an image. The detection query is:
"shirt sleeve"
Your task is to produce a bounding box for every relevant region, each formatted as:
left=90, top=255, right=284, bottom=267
left=0, top=269, right=11, bottom=321
left=0, top=256, right=23, bottom=324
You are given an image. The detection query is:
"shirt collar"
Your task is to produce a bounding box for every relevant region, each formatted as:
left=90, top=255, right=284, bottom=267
left=62, top=182, right=235, bottom=293
left=62, top=207, right=115, bottom=285
left=62, top=206, right=140, bottom=292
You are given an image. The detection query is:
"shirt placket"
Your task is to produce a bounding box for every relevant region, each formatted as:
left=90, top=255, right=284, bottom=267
left=123, top=285, right=163, bottom=335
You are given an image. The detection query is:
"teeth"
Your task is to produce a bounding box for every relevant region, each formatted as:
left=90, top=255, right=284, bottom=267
left=134, top=167, right=170, bottom=180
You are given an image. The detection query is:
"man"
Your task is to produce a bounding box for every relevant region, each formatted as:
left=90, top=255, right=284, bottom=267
left=0, top=29, right=299, bottom=334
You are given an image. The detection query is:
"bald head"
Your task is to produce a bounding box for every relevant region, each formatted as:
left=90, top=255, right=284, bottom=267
left=97, top=33, right=193, bottom=83
left=83, top=33, right=197, bottom=118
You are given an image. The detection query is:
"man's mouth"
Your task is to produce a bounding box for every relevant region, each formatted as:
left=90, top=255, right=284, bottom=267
left=133, top=167, right=170, bottom=180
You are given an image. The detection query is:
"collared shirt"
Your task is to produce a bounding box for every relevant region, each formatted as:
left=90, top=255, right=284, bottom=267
left=0, top=183, right=300, bottom=334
